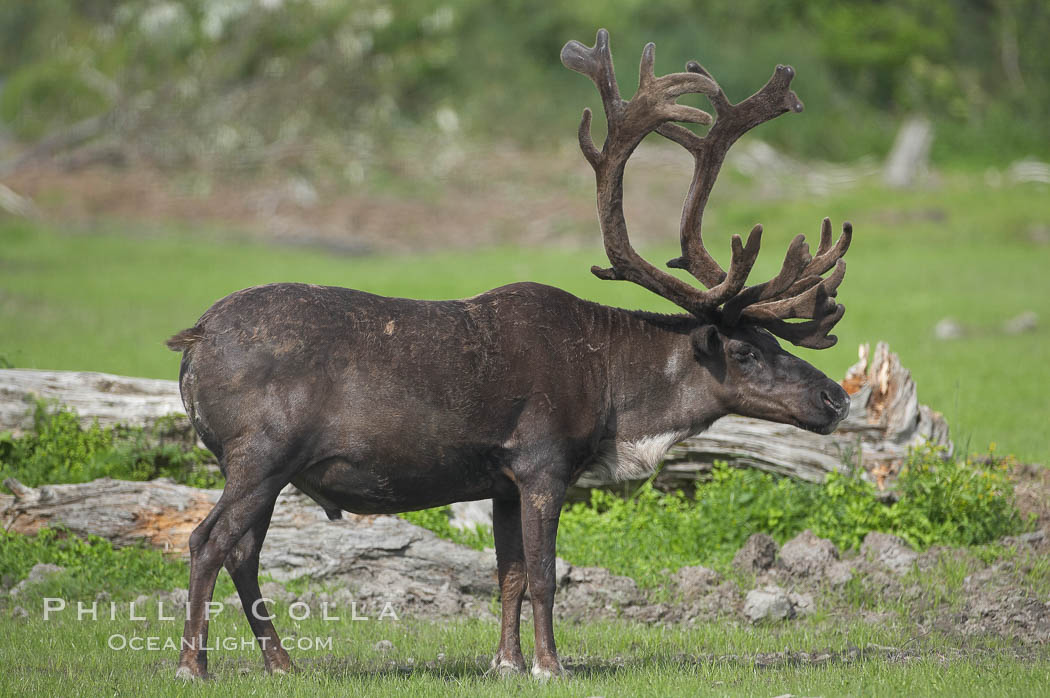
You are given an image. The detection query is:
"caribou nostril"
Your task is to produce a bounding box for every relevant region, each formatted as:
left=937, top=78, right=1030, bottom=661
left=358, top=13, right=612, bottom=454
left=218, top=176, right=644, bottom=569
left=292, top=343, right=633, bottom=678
left=820, top=390, right=835, bottom=410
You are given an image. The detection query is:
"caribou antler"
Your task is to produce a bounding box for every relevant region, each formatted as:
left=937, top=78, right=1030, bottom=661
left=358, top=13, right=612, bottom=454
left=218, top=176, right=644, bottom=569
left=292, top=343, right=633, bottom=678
left=562, top=29, right=852, bottom=349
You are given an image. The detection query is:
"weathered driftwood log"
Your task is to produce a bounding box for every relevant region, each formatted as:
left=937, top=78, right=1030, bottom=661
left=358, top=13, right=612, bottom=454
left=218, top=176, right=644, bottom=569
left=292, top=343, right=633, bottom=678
left=0, top=341, right=949, bottom=490
left=0, top=369, right=188, bottom=434
left=0, top=477, right=498, bottom=617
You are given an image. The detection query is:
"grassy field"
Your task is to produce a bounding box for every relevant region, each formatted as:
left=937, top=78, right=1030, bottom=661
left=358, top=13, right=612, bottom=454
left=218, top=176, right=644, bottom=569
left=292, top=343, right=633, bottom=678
left=3, top=512, right=1049, bottom=697
left=3, top=602, right=1049, bottom=697
left=1, top=169, right=1048, bottom=463
left=2, top=166, right=1049, bottom=693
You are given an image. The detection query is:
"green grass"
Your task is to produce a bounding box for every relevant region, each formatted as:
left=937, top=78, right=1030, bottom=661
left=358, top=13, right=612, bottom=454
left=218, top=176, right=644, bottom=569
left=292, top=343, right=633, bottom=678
left=0, top=526, right=234, bottom=603
left=3, top=598, right=1049, bottom=697
left=1, top=171, right=1048, bottom=462
left=2, top=519, right=1048, bottom=696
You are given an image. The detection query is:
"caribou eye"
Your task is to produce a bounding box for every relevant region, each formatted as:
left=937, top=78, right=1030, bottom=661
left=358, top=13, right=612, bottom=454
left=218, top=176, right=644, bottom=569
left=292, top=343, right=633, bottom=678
left=731, top=348, right=758, bottom=363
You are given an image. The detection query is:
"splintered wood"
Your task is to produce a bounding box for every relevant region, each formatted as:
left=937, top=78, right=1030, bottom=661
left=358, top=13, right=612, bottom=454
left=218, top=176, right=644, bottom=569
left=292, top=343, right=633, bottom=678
left=0, top=477, right=218, bottom=554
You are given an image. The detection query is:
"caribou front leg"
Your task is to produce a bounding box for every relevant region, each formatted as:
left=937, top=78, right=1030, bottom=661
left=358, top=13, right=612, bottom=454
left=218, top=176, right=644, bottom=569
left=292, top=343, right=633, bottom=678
left=518, top=474, right=568, bottom=679
left=490, top=496, right=528, bottom=675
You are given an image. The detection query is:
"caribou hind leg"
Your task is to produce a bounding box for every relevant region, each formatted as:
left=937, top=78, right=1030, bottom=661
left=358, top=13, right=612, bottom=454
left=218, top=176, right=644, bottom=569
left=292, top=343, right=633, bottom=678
left=490, top=496, right=528, bottom=676
left=222, top=498, right=294, bottom=674
left=175, top=446, right=290, bottom=680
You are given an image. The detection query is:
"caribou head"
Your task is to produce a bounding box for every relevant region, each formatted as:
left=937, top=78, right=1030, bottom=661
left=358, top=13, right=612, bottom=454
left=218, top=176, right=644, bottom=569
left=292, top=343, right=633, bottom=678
left=563, top=29, right=851, bottom=435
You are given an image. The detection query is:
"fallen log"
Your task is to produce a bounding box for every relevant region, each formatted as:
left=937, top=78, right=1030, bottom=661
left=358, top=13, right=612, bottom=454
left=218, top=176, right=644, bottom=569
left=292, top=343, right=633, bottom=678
left=0, top=369, right=188, bottom=434
left=0, top=342, right=949, bottom=490
left=0, top=477, right=498, bottom=617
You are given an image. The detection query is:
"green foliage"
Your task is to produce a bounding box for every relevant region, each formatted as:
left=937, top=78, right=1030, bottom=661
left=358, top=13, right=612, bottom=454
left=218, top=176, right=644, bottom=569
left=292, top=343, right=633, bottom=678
left=0, top=526, right=197, bottom=600
left=398, top=506, right=492, bottom=551
left=890, top=447, right=1026, bottom=548
left=808, top=446, right=1026, bottom=550
left=0, top=401, right=223, bottom=489
left=1, top=0, right=1048, bottom=164
left=403, top=448, right=1027, bottom=588
left=0, top=58, right=110, bottom=140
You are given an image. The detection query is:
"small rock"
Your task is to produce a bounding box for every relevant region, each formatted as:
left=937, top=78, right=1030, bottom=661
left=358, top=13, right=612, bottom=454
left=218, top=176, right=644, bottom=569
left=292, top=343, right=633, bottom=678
left=934, top=317, right=964, bottom=340
left=826, top=560, right=855, bottom=586
left=1004, top=311, right=1038, bottom=335
left=555, top=557, right=572, bottom=588
left=788, top=592, right=815, bottom=616
left=449, top=499, right=493, bottom=531
left=374, top=640, right=395, bottom=653
left=673, top=565, right=722, bottom=600
left=11, top=605, right=29, bottom=619
left=733, top=533, right=779, bottom=573
left=328, top=587, right=355, bottom=608
left=133, top=593, right=150, bottom=608
left=9, top=563, right=66, bottom=596
left=861, top=532, right=917, bottom=575
left=779, top=530, right=839, bottom=577
left=743, top=585, right=792, bottom=622
left=23, top=563, right=65, bottom=585
left=154, top=587, right=189, bottom=611
left=259, top=581, right=296, bottom=604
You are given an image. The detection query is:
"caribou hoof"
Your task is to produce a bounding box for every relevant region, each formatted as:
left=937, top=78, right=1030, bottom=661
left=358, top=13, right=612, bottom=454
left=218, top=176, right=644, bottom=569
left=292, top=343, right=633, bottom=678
left=531, top=661, right=568, bottom=681
left=174, top=665, right=208, bottom=681
left=489, top=654, right=527, bottom=677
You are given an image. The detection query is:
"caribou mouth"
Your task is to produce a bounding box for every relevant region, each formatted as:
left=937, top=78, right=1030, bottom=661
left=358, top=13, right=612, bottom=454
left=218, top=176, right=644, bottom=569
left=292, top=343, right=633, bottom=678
left=786, top=413, right=841, bottom=435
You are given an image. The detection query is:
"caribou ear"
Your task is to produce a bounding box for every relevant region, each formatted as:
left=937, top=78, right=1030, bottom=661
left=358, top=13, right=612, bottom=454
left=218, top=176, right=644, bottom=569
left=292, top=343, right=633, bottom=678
left=691, top=324, right=721, bottom=357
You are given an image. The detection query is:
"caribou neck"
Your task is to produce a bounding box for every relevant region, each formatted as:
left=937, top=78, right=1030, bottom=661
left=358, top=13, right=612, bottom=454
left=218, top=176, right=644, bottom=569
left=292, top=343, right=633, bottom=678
left=601, top=308, right=726, bottom=443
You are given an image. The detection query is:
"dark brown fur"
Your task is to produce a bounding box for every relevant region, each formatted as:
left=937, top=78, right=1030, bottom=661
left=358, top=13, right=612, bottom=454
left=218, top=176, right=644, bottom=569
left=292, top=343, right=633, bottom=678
left=168, top=281, right=848, bottom=679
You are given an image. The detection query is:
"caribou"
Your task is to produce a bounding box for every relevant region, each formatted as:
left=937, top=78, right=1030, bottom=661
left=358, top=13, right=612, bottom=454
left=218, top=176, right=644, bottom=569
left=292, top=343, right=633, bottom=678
left=168, top=29, right=853, bottom=680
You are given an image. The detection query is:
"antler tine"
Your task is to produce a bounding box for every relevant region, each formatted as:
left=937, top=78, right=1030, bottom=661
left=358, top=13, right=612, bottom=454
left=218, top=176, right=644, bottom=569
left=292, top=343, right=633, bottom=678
left=743, top=259, right=846, bottom=321
left=732, top=221, right=852, bottom=322
left=800, top=218, right=852, bottom=277
left=752, top=301, right=846, bottom=350
left=721, top=234, right=813, bottom=324
left=561, top=29, right=622, bottom=121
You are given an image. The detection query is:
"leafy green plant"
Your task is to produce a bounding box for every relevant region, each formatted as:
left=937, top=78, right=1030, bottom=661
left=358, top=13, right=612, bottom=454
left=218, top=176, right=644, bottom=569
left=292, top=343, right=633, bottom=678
left=403, top=447, right=1027, bottom=588
left=0, top=401, right=222, bottom=489
left=0, top=526, right=227, bottom=601
left=2, top=1, right=1048, bottom=165
left=398, top=506, right=492, bottom=551
left=890, top=446, right=1025, bottom=548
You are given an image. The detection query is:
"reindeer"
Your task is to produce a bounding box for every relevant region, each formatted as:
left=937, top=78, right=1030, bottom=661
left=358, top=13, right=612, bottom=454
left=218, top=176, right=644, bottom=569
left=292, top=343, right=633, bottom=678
left=167, top=29, right=852, bottom=680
